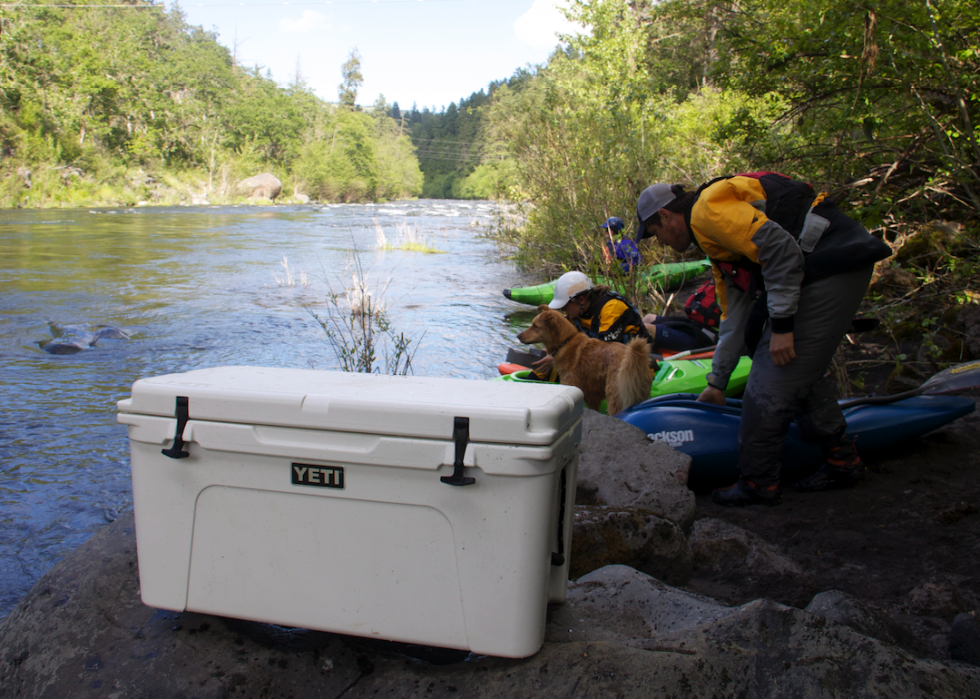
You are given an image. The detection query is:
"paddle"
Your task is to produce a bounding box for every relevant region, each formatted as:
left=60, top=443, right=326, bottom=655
left=662, top=345, right=717, bottom=361
left=840, top=358, right=980, bottom=408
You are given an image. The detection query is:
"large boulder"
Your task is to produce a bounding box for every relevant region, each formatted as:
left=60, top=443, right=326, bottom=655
left=2, top=519, right=979, bottom=698
left=578, top=410, right=695, bottom=531
left=236, top=172, right=282, bottom=201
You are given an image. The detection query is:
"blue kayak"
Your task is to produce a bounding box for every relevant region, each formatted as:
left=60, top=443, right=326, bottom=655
left=617, top=393, right=976, bottom=491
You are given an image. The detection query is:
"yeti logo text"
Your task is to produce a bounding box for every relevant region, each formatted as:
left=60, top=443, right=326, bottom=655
left=648, top=429, right=694, bottom=448
left=291, top=463, right=345, bottom=489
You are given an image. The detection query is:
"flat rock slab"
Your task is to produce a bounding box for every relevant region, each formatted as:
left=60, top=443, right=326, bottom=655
left=2, top=516, right=980, bottom=698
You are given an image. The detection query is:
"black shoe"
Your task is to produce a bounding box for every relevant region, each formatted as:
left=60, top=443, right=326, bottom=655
left=792, top=464, right=861, bottom=493
left=712, top=479, right=782, bottom=507
left=793, top=442, right=863, bottom=493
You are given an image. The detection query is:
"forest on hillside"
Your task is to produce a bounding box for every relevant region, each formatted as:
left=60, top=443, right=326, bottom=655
left=0, top=1, right=422, bottom=206
left=2, top=0, right=977, bottom=245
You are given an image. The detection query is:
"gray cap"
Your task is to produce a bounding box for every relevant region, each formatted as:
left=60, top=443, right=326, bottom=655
left=635, top=183, right=676, bottom=241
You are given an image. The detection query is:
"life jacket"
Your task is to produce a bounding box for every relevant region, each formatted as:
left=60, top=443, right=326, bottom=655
left=684, top=281, right=722, bottom=328
left=689, top=172, right=818, bottom=296
left=605, top=239, right=642, bottom=274
left=576, top=290, right=652, bottom=344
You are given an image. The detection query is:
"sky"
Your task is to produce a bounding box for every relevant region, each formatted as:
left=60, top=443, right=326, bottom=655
left=168, top=0, right=581, bottom=112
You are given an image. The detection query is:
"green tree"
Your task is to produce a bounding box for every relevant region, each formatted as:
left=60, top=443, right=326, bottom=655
left=338, top=48, right=363, bottom=109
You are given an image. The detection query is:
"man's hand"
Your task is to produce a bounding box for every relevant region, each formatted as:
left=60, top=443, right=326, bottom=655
left=697, top=385, right=727, bottom=405
left=770, top=331, right=796, bottom=366
left=531, top=354, right=554, bottom=374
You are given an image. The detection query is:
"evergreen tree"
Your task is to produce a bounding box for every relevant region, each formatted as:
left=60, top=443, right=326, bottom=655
left=338, top=48, right=363, bottom=110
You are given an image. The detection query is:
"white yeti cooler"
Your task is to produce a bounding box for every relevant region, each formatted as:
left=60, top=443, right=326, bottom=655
left=117, top=366, right=582, bottom=658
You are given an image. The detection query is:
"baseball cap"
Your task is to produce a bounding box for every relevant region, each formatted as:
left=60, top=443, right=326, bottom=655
left=635, top=183, right=676, bottom=241
left=599, top=216, right=624, bottom=233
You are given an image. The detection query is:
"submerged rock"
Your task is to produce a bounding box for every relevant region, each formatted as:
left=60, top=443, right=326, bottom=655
left=39, top=322, right=130, bottom=354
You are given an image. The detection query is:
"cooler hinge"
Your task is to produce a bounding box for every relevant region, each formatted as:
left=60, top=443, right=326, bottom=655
left=440, top=416, right=475, bottom=486
left=161, top=396, right=191, bottom=460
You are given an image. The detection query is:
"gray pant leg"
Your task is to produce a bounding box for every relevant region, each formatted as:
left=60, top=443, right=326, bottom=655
left=737, top=266, right=875, bottom=487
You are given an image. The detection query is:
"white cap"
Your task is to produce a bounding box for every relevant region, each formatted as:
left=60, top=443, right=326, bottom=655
left=548, top=271, right=593, bottom=310
left=635, top=183, right=677, bottom=241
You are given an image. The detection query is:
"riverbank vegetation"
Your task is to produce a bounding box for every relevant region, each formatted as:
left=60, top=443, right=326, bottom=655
left=478, top=0, right=978, bottom=271
left=469, top=0, right=978, bottom=378
left=0, top=1, right=422, bottom=207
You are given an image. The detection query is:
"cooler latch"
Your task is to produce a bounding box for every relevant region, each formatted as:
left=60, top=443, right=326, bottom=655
left=161, top=396, right=191, bottom=460
left=440, top=417, right=475, bottom=486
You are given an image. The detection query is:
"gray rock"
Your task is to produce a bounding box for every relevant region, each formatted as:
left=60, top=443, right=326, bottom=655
left=907, top=581, right=967, bottom=617
left=40, top=322, right=129, bottom=354
left=690, top=517, right=803, bottom=576
left=805, top=589, right=911, bottom=648
left=951, top=611, right=980, bottom=666
left=293, top=192, right=311, bottom=204
left=237, top=172, right=282, bottom=201
left=570, top=506, right=692, bottom=584
left=546, top=565, right=734, bottom=645
left=3, top=519, right=979, bottom=698
left=578, top=410, right=695, bottom=531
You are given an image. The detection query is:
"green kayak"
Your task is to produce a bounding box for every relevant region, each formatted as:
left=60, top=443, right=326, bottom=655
left=494, top=355, right=752, bottom=414
left=503, top=259, right=711, bottom=307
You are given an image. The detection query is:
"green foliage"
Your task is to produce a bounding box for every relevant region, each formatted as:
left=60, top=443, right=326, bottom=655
left=483, top=0, right=787, bottom=275
left=338, top=48, right=363, bottom=110
left=406, top=75, right=528, bottom=199
left=0, top=2, right=422, bottom=207
left=477, top=0, right=978, bottom=279
left=706, top=0, right=980, bottom=218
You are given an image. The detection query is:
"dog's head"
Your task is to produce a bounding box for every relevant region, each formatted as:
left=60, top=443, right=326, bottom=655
left=517, top=305, right=577, bottom=352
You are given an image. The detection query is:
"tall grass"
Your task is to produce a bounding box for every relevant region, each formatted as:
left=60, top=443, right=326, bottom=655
left=307, top=250, right=423, bottom=374
left=272, top=256, right=308, bottom=288
left=374, top=218, right=445, bottom=254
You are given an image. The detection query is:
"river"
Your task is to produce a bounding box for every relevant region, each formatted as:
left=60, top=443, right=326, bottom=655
left=0, top=200, right=541, bottom=618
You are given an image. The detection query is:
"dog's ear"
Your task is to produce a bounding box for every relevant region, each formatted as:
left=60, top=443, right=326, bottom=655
left=536, top=304, right=549, bottom=314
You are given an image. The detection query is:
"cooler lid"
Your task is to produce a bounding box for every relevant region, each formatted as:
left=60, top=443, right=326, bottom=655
left=118, top=366, right=582, bottom=446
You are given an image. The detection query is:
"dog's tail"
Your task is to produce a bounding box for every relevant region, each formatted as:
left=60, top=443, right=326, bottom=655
left=615, top=338, right=654, bottom=414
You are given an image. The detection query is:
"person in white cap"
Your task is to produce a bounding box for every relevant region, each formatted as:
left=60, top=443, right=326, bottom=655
left=528, top=270, right=652, bottom=380
left=635, top=173, right=891, bottom=506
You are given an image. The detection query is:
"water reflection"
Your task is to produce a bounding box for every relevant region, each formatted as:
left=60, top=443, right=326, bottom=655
left=0, top=200, right=543, bottom=617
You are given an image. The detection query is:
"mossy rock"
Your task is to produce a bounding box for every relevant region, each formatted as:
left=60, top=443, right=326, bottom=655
left=895, top=221, right=972, bottom=265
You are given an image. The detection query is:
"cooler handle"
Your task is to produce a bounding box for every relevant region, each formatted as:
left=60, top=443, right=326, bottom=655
left=440, top=416, right=475, bottom=486
left=161, top=396, right=191, bottom=459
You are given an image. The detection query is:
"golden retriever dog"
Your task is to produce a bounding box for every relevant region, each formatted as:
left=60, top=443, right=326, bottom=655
left=517, top=306, right=652, bottom=415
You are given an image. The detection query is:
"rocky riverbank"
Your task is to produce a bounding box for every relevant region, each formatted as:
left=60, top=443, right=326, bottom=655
left=2, top=410, right=979, bottom=697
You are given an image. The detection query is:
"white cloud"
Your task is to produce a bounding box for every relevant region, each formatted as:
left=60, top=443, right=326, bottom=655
left=280, top=10, right=330, bottom=34
left=514, top=0, right=579, bottom=50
